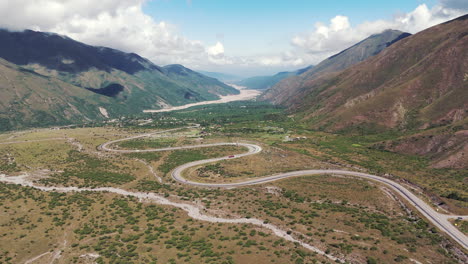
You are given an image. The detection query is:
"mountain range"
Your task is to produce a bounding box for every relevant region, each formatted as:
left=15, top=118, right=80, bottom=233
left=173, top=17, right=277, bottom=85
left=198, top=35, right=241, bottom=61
left=0, top=29, right=238, bottom=130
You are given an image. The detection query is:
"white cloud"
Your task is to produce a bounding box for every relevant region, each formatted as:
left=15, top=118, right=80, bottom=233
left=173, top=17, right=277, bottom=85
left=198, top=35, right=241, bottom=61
left=290, top=2, right=467, bottom=64
left=0, top=0, right=143, bottom=31
left=330, top=15, right=351, bottom=32
left=206, top=42, right=225, bottom=56
left=0, top=0, right=466, bottom=75
left=0, top=0, right=212, bottom=66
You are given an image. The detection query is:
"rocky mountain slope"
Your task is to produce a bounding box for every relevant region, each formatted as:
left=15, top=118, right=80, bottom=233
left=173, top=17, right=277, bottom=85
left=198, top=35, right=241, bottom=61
left=261, top=29, right=411, bottom=102
left=0, top=29, right=239, bottom=130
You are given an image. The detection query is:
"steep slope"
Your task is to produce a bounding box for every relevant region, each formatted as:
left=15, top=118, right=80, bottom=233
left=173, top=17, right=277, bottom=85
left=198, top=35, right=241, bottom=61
left=237, top=65, right=313, bottom=90
left=0, top=59, right=118, bottom=131
left=261, top=30, right=411, bottom=102
left=0, top=29, right=238, bottom=114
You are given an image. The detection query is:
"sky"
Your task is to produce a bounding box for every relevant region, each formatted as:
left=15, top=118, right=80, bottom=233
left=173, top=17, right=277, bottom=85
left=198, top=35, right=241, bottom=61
left=0, top=0, right=467, bottom=76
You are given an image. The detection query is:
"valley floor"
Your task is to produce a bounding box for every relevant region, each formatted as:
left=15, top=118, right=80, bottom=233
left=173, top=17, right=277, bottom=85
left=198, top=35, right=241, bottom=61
left=0, top=102, right=467, bottom=264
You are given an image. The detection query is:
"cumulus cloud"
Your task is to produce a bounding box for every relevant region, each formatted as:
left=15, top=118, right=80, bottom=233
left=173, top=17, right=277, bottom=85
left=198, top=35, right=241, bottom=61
left=0, top=0, right=214, bottom=66
left=0, top=0, right=466, bottom=74
left=206, top=42, right=225, bottom=56
left=0, top=0, right=143, bottom=31
left=291, top=2, right=467, bottom=63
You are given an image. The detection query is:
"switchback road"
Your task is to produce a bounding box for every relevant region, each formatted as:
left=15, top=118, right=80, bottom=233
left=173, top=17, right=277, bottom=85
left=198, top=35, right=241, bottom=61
left=99, top=127, right=468, bottom=250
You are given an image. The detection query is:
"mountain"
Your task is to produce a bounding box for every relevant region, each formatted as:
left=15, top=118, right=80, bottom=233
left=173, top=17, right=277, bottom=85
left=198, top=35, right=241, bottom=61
left=262, top=16, right=467, bottom=131
left=261, top=15, right=468, bottom=168
left=237, top=65, right=313, bottom=90
left=0, top=29, right=239, bottom=130
left=197, top=71, right=242, bottom=82
left=261, top=29, right=411, bottom=101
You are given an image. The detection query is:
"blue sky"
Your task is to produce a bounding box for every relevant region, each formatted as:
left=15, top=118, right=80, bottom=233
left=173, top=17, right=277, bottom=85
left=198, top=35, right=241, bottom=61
left=143, top=0, right=437, bottom=56
left=1, top=0, right=465, bottom=76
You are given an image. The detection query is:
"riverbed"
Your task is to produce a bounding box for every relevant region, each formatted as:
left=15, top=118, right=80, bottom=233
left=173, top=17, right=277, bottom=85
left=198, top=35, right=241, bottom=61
left=143, top=85, right=260, bottom=113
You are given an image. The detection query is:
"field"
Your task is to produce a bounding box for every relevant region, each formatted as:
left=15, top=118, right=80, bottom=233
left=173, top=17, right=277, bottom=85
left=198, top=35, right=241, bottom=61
left=0, top=101, right=466, bottom=264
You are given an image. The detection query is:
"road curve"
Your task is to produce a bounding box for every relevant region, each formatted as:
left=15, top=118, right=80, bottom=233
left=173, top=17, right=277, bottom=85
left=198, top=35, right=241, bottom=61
left=100, top=127, right=468, bottom=250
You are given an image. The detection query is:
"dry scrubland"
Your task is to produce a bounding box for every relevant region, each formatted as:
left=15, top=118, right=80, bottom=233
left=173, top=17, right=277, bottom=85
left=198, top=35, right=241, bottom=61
left=0, top=125, right=466, bottom=264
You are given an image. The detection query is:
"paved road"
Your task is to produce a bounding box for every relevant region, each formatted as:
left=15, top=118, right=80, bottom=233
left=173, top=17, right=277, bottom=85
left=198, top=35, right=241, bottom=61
left=100, top=127, right=468, bottom=250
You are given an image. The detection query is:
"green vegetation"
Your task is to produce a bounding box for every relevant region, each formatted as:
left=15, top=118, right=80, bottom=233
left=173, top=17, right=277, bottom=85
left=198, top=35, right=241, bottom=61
left=132, top=101, right=465, bottom=206
left=124, top=152, right=162, bottom=162
left=0, top=182, right=335, bottom=264
left=159, top=150, right=208, bottom=174
left=159, top=146, right=241, bottom=174
left=280, top=132, right=467, bottom=207
left=40, top=150, right=135, bottom=186
left=454, top=220, right=467, bottom=234
left=146, top=101, right=287, bottom=127
left=118, top=138, right=177, bottom=150
left=197, top=163, right=236, bottom=178
left=0, top=100, right=464, bottom=264
left=0, top=158, right=18, bottom=173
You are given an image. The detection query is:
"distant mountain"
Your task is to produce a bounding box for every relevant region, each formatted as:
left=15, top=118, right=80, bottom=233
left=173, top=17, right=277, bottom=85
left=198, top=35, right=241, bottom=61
left=237, top=65, right=313, bottom=90
left=0, top=29, right=239, bottom=130
left=261, top=29, right=411, bottom=101
left=197, top=71, right=242, bottom=82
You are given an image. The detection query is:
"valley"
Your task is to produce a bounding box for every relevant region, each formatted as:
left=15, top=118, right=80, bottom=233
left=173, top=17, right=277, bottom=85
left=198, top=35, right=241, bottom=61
left=0, top=102, right=466, bottom=264
left=0, top=5, right=467, bottom=264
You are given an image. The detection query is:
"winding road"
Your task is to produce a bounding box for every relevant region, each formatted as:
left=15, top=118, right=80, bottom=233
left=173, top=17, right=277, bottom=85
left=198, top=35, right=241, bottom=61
left=99, top=126, right=468, bottom=251
left=0, top=125, right=466, bottom=257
